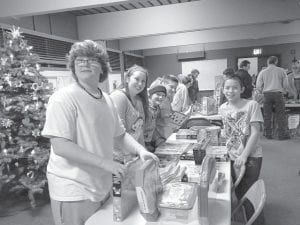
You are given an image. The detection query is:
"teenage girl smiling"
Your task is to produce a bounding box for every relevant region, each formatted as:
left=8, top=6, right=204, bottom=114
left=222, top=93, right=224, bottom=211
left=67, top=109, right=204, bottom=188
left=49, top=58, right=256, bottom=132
left=110, top=65, right=149, bottom=147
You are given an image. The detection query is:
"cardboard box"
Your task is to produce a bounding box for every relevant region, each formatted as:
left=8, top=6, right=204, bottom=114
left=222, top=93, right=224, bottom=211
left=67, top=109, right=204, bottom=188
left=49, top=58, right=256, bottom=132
left=176, top=129, right=198, bottom=139
left=201, top=97, right=218, bottom=116
left=155, top=142, right=192, bottom=156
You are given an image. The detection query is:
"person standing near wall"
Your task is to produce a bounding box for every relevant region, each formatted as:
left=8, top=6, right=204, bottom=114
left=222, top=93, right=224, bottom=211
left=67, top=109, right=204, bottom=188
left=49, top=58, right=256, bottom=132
left=42, top=40, right=157, bottom=225
left=236, top=60, right=253, bottom=99
left=256, top=56, right=290, bottom=140
left=188, top=69, right=200, bottom=103
left=172, top=74, right=192, bottom=113
left=286, top=60, right=300, bottom=100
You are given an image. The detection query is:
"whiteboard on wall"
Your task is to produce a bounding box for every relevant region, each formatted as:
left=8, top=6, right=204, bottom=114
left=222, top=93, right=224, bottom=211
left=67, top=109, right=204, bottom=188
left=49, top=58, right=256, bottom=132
left=182, top=59, right=227, bottom=90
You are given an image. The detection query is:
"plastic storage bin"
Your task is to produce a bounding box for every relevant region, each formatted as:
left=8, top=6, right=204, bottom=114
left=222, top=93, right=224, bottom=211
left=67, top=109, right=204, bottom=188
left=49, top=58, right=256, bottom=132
left=158, top=182, right=197, bottom=220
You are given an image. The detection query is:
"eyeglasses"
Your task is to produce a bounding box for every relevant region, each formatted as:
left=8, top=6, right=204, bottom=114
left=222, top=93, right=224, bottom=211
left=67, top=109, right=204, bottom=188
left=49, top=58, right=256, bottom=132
left=75, top=58, right=100, bottom=66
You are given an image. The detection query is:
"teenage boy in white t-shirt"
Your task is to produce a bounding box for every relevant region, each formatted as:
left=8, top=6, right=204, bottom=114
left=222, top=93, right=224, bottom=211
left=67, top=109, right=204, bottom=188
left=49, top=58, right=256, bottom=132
left=42, top=40, right=158, bottom=225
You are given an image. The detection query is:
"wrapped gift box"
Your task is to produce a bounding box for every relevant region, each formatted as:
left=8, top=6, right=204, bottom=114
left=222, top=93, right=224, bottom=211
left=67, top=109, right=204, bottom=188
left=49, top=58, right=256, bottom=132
left=201, top=97, right=218, bottom=116
left=176, top=129, right=198, bottom=139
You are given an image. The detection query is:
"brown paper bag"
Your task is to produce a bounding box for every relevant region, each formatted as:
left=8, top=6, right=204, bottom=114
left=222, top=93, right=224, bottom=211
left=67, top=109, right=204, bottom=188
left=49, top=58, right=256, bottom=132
left=113, top=157, right=143, bottom=222
left=135, top=159, right=163, bottom=221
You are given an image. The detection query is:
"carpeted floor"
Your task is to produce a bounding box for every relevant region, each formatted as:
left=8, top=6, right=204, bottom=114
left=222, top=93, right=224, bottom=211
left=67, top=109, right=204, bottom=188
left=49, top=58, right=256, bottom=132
left=0, top=137, right=299, bottom=225
left=260, top=137, right=300, bottom=225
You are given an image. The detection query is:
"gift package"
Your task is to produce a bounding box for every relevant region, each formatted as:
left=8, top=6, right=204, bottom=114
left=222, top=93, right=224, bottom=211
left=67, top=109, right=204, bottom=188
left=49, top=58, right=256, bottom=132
left=158, top=156, right=183, bottom=186
left=135, top=159, right=163, bottom=221
left=205, top=126, right=221, bottom=145
left=211, top=170, right=226, bottom=193
left=214, top=75, right=224, bottom=107
left=155, top=142, right=192, bottom=156
left=200, top=96, right=218, bottom=115
left=198, top=156, right=216, bottom=223
left=168, top=111, right=189, bottom=130
left=178, top=160, right=201, bottom=183
left=112, top=157, right=142, bottom=222
left=205, top=145, right=228, bottom=161
left=176, top=129, right=198, bottom=139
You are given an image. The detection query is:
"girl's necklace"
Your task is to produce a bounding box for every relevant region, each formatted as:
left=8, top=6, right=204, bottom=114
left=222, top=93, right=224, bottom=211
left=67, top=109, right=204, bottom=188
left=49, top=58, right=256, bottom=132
left=77, top=82, right=102, bottom=99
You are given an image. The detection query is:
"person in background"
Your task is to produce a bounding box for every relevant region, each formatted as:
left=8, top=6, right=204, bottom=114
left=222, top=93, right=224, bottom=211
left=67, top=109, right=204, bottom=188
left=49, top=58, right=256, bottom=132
left=219, top=74, right=264, bottom=224
left=286, top=60, right=300, bottom=100
left=172, top=74, right=192, bottom=113
left=256, top=56, right=290, bottom=140
left=151, top=74, right=179, bottom=147
left=236, top=60, right=253, bottom=99
left=110, top=65, right=149, bottom=147
left=188, top=69, right=200, bottom=103
left=42, top=40, right=157, bottom=225
left=144, top=85, right=167, bottom=152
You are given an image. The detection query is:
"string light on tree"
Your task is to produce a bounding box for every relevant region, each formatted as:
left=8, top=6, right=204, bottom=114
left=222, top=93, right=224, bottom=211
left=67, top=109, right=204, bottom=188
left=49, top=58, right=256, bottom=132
left=0, top=26, right=53, bottom=209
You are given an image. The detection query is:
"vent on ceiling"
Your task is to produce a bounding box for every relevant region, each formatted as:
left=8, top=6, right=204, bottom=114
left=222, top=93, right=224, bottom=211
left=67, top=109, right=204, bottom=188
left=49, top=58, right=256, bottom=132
left=0, top=27, right=73, bottom=67
left=1, top=27, right=125, bottom=71
left=23, top=33, right=73, bottom=65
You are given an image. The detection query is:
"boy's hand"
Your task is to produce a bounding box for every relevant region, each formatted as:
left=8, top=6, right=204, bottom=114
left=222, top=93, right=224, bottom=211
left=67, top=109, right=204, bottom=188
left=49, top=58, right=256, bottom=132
left=138, top=147, right=159, bottom=162
left=234, top=155, right=247, bottom=167
left=101, top=160, right=126, bottom=179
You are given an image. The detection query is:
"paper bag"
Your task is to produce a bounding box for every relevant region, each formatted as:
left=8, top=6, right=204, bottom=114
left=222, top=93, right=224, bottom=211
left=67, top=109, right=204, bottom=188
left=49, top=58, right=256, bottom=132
left=113, top=157, right=143, bottom=222
left=135, top=159, right=163, bottom=221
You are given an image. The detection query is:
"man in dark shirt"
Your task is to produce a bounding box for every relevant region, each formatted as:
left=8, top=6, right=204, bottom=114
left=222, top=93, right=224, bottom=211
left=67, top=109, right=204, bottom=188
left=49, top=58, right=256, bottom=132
left=236, top=60, right=253, bottom=99
left=188, top=69, right=200, bottom=103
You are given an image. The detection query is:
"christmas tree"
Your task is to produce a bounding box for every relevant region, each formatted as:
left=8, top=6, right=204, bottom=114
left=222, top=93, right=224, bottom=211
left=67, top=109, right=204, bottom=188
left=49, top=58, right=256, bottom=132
left=0, top=27, right=53, bottom=208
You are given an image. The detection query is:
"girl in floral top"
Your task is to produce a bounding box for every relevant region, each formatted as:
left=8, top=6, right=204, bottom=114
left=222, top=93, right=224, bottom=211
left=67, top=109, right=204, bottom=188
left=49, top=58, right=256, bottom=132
left=219, top=74, right=264, bottom=200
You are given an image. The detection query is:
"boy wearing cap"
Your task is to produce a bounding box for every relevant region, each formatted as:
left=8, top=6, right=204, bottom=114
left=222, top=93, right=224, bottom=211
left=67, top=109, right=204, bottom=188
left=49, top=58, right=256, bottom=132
left=150, top=75, right=179, bottom=147
left=144, top=85, right=167, bottom=152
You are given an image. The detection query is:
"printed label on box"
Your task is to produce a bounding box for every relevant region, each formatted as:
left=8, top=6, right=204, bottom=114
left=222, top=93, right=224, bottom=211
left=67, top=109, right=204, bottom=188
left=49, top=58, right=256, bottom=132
left=136, top=186, right=150, bottom=213
left=288, top=114, right=300, bottom=129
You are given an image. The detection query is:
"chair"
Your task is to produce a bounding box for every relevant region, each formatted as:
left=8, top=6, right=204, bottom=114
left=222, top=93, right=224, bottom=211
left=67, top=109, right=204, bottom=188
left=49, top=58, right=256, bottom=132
left=231, top=179, right=266, bottom=225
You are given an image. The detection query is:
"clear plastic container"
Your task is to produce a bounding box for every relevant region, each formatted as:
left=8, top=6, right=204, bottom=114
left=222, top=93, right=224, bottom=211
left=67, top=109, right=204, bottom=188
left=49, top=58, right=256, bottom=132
left=158, top=182, right=197, bottom=220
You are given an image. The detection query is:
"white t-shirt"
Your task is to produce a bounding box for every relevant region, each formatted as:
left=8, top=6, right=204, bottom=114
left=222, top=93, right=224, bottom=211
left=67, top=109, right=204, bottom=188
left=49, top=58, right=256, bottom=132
left=42, top=83, right=125, bottom=202
left=172, top=83, right=190, bottom=113
left=219, top=100, right=263, bottom=160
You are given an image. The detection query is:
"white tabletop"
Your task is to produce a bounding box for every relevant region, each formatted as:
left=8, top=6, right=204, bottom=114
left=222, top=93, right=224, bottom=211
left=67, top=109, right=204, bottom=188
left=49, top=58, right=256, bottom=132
left=85, top=161, right=231, bottom=225
left=285, top=103, right=300, bottom=108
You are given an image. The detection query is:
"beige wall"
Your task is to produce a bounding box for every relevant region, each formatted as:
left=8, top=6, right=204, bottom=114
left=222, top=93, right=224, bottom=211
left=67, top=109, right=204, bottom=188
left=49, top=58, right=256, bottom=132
left=145, top=42, right=300, bottom=85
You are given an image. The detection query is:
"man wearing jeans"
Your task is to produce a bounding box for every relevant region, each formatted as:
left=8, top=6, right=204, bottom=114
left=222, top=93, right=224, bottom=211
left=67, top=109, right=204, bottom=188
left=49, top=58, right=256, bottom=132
left=256, top=56, right=290, bottom=140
